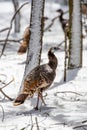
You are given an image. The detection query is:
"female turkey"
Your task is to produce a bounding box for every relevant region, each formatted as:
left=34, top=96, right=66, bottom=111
left=14, top=47, right=60, bottom=110
left=57, top=9, right=68, bottom=32
left=56, top=9, right=69, bottom=38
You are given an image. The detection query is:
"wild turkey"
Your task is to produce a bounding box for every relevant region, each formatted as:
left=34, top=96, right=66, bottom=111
left=14, top=47, right=59, bottom=110
left=56, top=9, right=69, bottom=37
left=17, top=26, right=29, bottom=54
left=17, top=17, right=49, bottom=54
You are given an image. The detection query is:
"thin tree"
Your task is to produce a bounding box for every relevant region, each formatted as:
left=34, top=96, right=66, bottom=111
left=20, top=0, right=45, bottom=90
left=12, top=0, right=20, bottom=32
left=68, top=0, right=83, bottom=69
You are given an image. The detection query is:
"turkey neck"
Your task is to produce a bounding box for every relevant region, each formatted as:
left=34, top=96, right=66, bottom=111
left=59, top=11, right=63, bottom=22
left=48, top=50, right=58, bottom=70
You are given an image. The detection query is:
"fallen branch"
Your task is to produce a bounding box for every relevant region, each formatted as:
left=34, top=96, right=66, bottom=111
left=0, top=2, right=29, bottom=57
left=55, top=91, right=83, bottom=96
left=0, top=104, right=5, bottom=122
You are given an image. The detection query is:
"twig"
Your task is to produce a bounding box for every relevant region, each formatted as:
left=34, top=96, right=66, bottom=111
left=0, top=27, right=10, bottom=33
left=44, top=10, right=69, bottom=32
left=0, top=74, right=7, bottom=85
left=0, top=2, right=29, bottom=57
left=82, top=120, right=87, bottom=123
left=1, top=77, right=14, bottom=89
left=57, top=40, right=65, bottom=47
left=0, top=38, right=23, bottom=43
left=0, top=88, right=13, bottom=101
left=0, top=80, right=6, bottom=85
left=50, top=122, right=66, bottom=126
left=35, top=117, right=40, bottom=130
left=0, top=77, right=14, bottom=101
left=55, top=91, right=83, bottom=96
left=44, top=15, right=59, bottom=32
left=0, top=104, right=5, bottom=122
left=73, top=125, right=87, bottom=129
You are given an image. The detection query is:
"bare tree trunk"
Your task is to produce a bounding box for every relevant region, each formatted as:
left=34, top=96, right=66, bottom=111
left=68, top=0, right=83, bottom=69
left=12, top=0, right=20, bottom=32
left=20, top=0, right=45, bottom=90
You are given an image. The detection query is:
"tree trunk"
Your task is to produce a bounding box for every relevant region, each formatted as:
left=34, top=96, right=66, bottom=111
left=12, top=0, right=20, bottom=32
left=20, top=0, right=45, bottom=90
left=68, top=0, right=83, bottom=69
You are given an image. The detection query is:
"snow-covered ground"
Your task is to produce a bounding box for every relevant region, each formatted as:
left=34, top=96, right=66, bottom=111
left=0, top=1, right=87, bottom=130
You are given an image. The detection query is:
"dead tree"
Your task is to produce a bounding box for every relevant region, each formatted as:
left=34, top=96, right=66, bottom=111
left=12, top=0, right=21, bottom=32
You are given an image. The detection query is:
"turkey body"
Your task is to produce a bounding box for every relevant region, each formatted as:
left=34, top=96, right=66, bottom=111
left=23, top=64, right=56, bottom=95
left=14, top=47, right=58, bottom=109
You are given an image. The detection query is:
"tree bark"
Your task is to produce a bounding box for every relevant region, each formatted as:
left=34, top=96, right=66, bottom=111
left=68, top=0, right=83, bottom=69
left=12, top=0, right=20, bottom=32
left=20, top=0, right=45, bottom=90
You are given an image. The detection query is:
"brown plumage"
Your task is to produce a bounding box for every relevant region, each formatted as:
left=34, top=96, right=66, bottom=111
left=14, top=47, right=59, bottom=109
left=82, top=4, right=87, bottom=15
left=17, top=27, right=29, bottom=54
left=57, top=9, right=68, bottom=32
left=17, top=17, right=49, bottom=54
left=56, top=9, right=69, bottom=37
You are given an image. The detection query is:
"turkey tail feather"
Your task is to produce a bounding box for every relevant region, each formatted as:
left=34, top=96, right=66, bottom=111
left=13, top=94, right=28, bottom=106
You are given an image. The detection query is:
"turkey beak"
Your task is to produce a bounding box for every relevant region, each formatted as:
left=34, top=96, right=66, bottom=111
left=54, top=47, right=62, bottom=52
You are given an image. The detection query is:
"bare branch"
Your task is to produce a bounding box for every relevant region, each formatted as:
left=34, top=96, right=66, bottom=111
left=0, top=38, right=23, bottom=43
left=0, top=88, right=13, bottom=101
left=1, top=77, right=14, bottom=89
left=55, top=91, right=83, bottom=96
left=44, top=10, right=69, bottom=32
left=57, top=40, right=65, bottom=47
left=0, top=2, right=29, bottom=57
left=82, top=120, right=87, bottom=123
left=0, top=27, right=10, bottom=33
left=0, top=80, right=6, bottom=85
left=0, top=77, right=14, bottom=101
left=44, top=16, right=59, bottom=32
left=73, top=125, right=87, bottom=129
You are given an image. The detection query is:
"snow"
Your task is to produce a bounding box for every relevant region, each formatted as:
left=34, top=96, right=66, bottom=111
left=0, top=1, right=87, bottom=130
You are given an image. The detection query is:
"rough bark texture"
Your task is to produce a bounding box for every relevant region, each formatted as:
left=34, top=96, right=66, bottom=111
left=68, top=0, right=82, bottom=69
left=20, top=0, right=45, bottom=90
